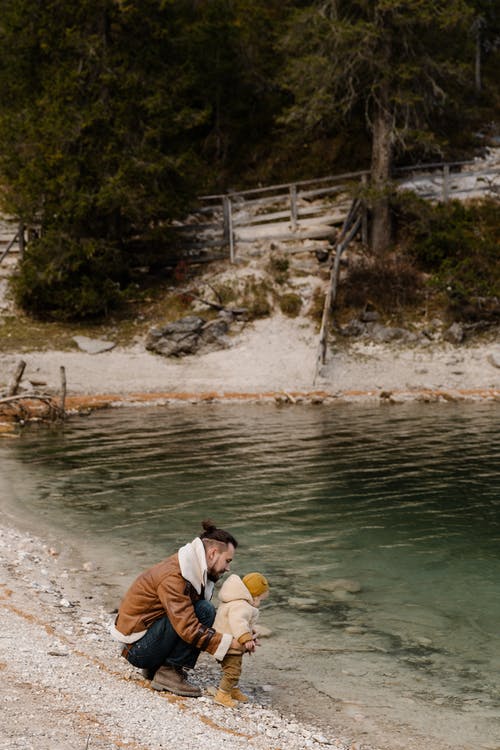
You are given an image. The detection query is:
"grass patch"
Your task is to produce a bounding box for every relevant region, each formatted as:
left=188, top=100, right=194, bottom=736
left=308, top=287, right=325, bottom=323
left=279, top=292, right=302, bottom=317
left=267, top=254, right=289, bottom=285
left=0, top=277, right=194, bottom=352
left=242, top=277, right=273, bottom=318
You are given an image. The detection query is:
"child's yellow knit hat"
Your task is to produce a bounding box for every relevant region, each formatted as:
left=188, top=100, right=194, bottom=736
left=242, top=572, right=269, bottom=597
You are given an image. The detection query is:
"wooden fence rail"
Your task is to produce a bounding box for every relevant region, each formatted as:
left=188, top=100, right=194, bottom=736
left=0, top=221, right=24, bottom=267
left=190, top=159, right=499, bottom=264
left=193, top=171, right=371, bottom=260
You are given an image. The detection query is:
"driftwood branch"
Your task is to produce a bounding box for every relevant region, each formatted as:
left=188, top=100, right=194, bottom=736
left=60, top=366, right=67, bottom=415
left=189, top=293, right=247, bottom=316
left=8, top=360, right=26, bottom=396
left=2, top=361, right=68, bottom=422
left=0, top=394, right=65, bottom=420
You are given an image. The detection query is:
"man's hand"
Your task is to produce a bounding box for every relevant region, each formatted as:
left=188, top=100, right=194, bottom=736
left=230, top=638, right=245, bottom=652
left=244, top=639, right=256, bottom=653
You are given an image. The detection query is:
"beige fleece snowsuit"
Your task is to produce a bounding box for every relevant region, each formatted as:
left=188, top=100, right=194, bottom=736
left=213, top=574, right=259, bottom=692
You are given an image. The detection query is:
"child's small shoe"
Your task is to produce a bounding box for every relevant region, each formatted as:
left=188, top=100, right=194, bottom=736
left=214, top=689, right=238, bottom=708
left=231, top=687, right=249, bottom=702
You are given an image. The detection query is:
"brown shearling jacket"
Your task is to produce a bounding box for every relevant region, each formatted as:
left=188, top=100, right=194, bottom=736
left=115, top=552, right=224, bottom=656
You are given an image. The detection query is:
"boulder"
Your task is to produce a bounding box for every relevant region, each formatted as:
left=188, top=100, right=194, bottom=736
left=340, top=319, right=418, bottom=343
left=443, top=322, right=464, bottom=344
left=487, top=349, right=500, bottom=369
left=340, top=319, right=366, bottom=337
left=72, top=336, right=116, bottom=354
left=145, top=315, right=230, bottom=357
left=360, top=309, right=380, bottom=323
left=200, top=318, right=229, bottom=346
left=367, top=323, right=409, bottom=343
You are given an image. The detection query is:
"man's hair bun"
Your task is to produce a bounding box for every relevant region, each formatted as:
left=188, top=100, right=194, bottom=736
left=201, top=519, right=217, bottom=534
left=199, top=518, right=238, bottom=548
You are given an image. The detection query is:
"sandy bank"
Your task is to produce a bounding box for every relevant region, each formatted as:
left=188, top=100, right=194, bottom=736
left=1, top=316, right=499, bottom=419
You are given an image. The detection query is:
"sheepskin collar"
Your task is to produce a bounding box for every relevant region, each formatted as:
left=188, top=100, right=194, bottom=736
left=177, top=537, right=214, bottom=600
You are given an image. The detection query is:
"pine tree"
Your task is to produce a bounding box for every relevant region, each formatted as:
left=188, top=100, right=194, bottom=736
left=0, top=0, right=208, bottom=317
left=278, top=0, right=474, bottom=252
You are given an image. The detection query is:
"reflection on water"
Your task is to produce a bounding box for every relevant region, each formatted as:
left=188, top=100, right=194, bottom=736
left=1, top=402, right=499, bottom=747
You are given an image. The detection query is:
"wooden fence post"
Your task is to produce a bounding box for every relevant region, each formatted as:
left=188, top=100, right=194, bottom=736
left=361, top=174, right=368, bottom=245
left=222, top=196, right=230, bottom=244
left=18, top=222, right=25, bottom=260
left=289, top=184, right=298, bottom=229
left=442, top=165, right=450, bottom=203
left=222, top=196, right=235, bottom=263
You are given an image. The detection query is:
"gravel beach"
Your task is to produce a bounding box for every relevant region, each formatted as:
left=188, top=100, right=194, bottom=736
left=0, top=523, right=355, bottom=750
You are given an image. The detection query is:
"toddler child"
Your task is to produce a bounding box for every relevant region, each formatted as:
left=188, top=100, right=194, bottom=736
left=213, top=571, right=270, bottom=707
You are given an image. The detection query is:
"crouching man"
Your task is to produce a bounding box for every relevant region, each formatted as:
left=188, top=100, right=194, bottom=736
left=110, top=519, right=244, bottom=697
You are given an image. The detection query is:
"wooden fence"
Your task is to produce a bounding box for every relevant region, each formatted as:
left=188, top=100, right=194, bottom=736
left=197, top=170, right=370, bottom=262
left=0, top=221, right=24, bottom=268
left=396, top=160, right=500, bottom=202
left=1, top=158, right=499, bottom=270
left=190, top=158, right=499, bottom=263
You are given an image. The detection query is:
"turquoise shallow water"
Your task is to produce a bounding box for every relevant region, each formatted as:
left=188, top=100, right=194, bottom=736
left=1, top=402, right=499, bottom=747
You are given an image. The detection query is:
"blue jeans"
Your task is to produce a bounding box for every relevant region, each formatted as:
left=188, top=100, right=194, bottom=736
left=124, top=600, right=215, bottom=674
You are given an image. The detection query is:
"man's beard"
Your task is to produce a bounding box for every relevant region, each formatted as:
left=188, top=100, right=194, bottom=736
left=207, top=569, right=220, bottom=583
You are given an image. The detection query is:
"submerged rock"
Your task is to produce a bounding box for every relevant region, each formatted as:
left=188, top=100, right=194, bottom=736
left=320, top=578, right=362, bottom=594
left=287, top=596, right=319, bottom=611
left=254, top=624, right=273, bottom=638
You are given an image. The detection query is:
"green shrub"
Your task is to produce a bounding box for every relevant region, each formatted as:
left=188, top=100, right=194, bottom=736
left=341, top=254, right=423, bottom=312
left=13, top=231, right=125, bottom=320
left=389, top=194, right=500, bottom=321
left=396, top=195, right=500, bottom=300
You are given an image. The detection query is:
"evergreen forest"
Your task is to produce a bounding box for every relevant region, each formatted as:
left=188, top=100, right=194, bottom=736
left=0, top=0, right=498, bottom=320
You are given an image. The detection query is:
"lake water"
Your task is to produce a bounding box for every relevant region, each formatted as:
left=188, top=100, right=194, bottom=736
left=1, top=402, right=499, bottom=749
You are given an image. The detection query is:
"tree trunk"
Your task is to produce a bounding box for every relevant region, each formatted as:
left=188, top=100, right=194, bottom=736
left=370, top=91, right=393, bottom=254
left=475, top=23, right=481, bottom=93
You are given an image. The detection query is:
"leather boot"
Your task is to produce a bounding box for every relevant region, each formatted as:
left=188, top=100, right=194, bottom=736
left=150, top=665, right=201, bottom=697
left=231, top=686, right=249, bottom=702
left=214, top=688, right=238, bottom=708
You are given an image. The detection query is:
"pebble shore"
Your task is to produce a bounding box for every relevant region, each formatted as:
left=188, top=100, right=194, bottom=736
left=0, top=524, right=358, bottom=750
